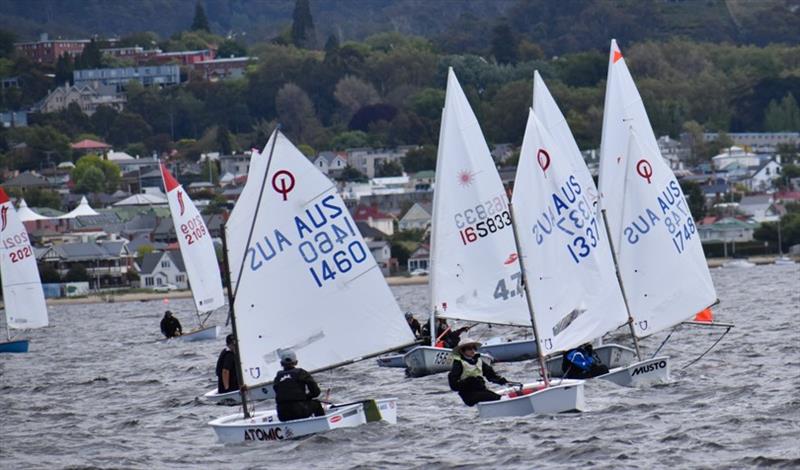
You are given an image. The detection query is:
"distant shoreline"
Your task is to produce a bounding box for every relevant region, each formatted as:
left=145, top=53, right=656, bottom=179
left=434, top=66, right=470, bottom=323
left=1, top=256, right=792, bottom=308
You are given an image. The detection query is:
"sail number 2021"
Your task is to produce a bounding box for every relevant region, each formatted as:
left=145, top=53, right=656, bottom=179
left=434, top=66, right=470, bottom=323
left=3, top=232, right=33, bottom=263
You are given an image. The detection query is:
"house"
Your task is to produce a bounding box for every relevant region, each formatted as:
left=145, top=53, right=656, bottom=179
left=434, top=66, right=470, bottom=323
left=313, top=152, right=348, bottom=176
left=74, top=64, right=181, bottom=92
left=1, top=111, right=28, bottom=128
left=14, top=34, right=89, bottom=64
left=346, top=147, right=412, bottom=178
left=368, top=240, right=393, bottom=276
left=352, top=205, right=395, bottom=235
left=138, top=251, right=188, bottom=290
left=38, top=83, right=125, bottom=116
left=220, top=152, right=253, bottom=177
left=398, top=202, right=432, bottom=231
left=37, top=240, right=134, bottom=289
left=656, top=135, right=689, bottom=171
left=2, top=171, right=51, bottom=192
left=153, top=49, right=215, bottom=66
left=407, top=245, right=430, bottom=272
left=701, top=132, right=799, bottom=154
left=355, top=221, right=386, bottom=241
left=711, top=146, right=760, bottom=170
left=746, top=158, right=781, bottom=192
left=738, top=194, right=782, bottom=223
left=697, top=217, right=757, bottom=243
left=191, top=56, right=254, bottom=81
left=71, top=138, right=112, bottom=155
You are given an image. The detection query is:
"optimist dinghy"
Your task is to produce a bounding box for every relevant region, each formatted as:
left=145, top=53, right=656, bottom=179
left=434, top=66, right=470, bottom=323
left=207, top=130, right=416, bottom=442
left=0, top=187, right=49, bottom=354
left=160, top=164, right=226, bottom=342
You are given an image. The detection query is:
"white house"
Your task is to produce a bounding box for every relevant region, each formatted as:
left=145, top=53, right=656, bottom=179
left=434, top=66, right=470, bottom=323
left=398, top=202, right=432, bottom=231
left=656, top=135, right=688, bottom=171
left=746, top=158, right=782, bottom=192
left=407, top=245, right=430, bottom=272
left=352, top=205, right=395, bottom=235
left=738, top=194, right=782, bottom=223
left=313, top=152, right=347, bottom=175
left=368, top=240, right=392, bottom=276
left=697, top=217, right=757, bottom=243
left=711, top=146, right=760, bottom=170
left=139, top=251, right=188, bottom=289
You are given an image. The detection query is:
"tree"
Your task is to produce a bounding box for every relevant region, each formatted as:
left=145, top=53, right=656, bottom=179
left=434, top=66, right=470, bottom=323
left=216, top=39, right=246, bottom=58
left=763, top=93, right=800, bottom=131
left=216, top=125, right=234, bottom=154
left=200, top=158, right=219, bottom=184
left=402, top=146, right=437, bottom=173
left=54, top=53, right=74, bottom=85
left=7, top=187, right=61, bottom=210
left=275, top=83, right=321, bottom=144
left=39, top=264, right=61, bottom=283
left=330, top=130, right=369, bottom=150
left=0, top=29, right=15, bottom=58
left=71, top=154, right=122, bottom=193
left=376, top=160, right=403, bottom=177
left=74, top=39, right=102, bottom=69
left=191, top=2, right=211, bottom=32
left=64, top=264, right=90, bottom=282
left=680, top=180, right=706, bottom=220
left=491, top=19, right=518, bottom=65
left=107, top=112, right=153, bottom=147
left=336, top=165, right=368, bottom=182
left=334, top=75, right=379, bottom=116
left=291, top=0, right=316, bottom=48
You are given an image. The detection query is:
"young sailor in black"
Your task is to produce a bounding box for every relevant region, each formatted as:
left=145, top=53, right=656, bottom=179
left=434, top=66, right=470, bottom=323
left=160, top=310, right=182, bottom=338
left=448, top=338, right=512, bottom=406
left=216, top=334, right=240, bottom=393
left=273, top=350, right=325, bottom=422
left=561, top=343, right=610, bottom=379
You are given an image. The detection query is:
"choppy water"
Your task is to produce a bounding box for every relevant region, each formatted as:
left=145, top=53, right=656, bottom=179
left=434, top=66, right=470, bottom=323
left=1, top=264, right=799, bottom=469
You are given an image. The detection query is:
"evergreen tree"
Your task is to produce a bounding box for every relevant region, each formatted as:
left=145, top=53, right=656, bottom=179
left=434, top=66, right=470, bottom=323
left=491, top=19, right=518, bottom=65
left=191, top=1, right=211, bottom=32
left=291, top=0, right=316, bottom=48
left=75, top=39, right=103, bottom=69
left=764, top=93, right=800, bottom=131
left=54, top=53, right=74, bottom=85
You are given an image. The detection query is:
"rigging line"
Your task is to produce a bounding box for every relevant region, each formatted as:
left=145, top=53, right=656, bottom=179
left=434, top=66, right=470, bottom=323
left=650, top=327, right=678, bottom=359
left=681, top=326, right=732, bottom=370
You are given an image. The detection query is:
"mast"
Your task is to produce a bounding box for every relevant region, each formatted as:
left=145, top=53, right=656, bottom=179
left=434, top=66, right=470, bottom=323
left=225, top=127, right=280, bottom=419
left=508, top=201, right=550, bottom=387
left=221, top=228, right=250, bottom=418
left=601, top=209, right=643, bottom=361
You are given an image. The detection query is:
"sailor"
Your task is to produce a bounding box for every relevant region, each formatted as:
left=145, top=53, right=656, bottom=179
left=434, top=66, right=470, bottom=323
left=160, top=310, right=182, bottom=338
left=405, top=312, right=422, bottom=338
left=273, top=350, right=325, bottom=422
left=561, top=343, right=609, bottom=379
left=436, top=318, right=469, bottom=349
left=448, top=338, right=511, bottom=406
left=216, top=334, right=240, bottom=393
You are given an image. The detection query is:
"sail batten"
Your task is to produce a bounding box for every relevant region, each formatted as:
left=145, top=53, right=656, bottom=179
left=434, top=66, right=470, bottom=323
left=225, top=132, right=414, bottom=388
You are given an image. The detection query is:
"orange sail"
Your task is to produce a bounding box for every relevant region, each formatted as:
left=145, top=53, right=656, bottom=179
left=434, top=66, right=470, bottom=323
left=694, top=308, right=713, bottom=323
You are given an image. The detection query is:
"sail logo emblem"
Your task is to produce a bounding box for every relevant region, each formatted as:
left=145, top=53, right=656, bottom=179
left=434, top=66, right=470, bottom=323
left=537, top=149, right=551, bottom=176
left=457, top=170, right=474, bottom=187
left=272, top=170, right=295, bottom=201
left=636, top=159, right=654, bottom=184
left=177, top=190, right=186, bottom=216
left=504, top=253, right=518, bottom=265
left=329, top=415, right=343, bottom=424
left=543, top=338, right=553, bottom=350
left=248, top=367, right=261, bottom=379
left=0, top=206, right=7, bottom=231
left=638, top=320, right=648, bottom=331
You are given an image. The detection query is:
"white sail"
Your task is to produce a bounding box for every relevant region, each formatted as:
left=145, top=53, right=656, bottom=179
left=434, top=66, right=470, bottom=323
left=226, top=148, right=264, bottom=295
left=429, top=68, right=529, bottom=327
left=598, top=39, right=662, bottom=249
left=161, top=164, right=225, bottom=313
left=0, top=188, right=48, bottom=329
left=511, top=107, right=628, bottom=354
left=225, top=131, right=415, bottom=388
left=616, top=129, right=716, bottom=337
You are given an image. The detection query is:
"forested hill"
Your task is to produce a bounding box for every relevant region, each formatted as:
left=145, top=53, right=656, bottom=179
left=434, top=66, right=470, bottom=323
left=2, top=0, right=799, bottom=54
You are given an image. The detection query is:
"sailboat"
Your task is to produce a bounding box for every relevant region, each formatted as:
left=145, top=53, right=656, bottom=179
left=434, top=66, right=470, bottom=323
left=208, top=130, right=416, bottom=442
left=597, top=39, right=718, bottom=384
left=160, top=163, right=225, bottom=342
left=0, top=187, right=49, bottom=353
left=402, top=68, right=546, bottom=378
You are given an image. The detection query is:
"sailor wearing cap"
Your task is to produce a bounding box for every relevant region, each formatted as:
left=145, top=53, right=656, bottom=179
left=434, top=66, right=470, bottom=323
left=273, top=350, right=326, bottom=422
left=448, top=338, right=513, bottom=406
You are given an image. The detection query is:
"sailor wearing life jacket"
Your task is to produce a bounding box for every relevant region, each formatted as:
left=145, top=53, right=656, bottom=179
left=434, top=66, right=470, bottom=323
left=561, top=343, right=609, bottom=379
left=448, top=338, right=512, bottom=406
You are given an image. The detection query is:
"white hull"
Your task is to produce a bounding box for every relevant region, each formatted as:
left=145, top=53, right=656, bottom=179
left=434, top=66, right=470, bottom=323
left=208, top=398, right=398, bottom=443
left=598, top=356, right=670, bottom=387
left=774, top=256, right=796, bottom=265
left=376, top=354, right=406, bottom=368
left=722, top=259, right=755, bottom=269
left=477, top=380, right=585, bottom=418
left=403, top=346, right=452, bottom=377
left=178, top=325, right=220, bottom=342
left=547, top=343, right=637, bottom=377
left=203, top=384, right=275, bottom=405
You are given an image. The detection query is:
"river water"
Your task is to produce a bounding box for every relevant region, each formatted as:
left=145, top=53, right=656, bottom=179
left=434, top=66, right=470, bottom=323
left=1, top=263, right=798, bottom=469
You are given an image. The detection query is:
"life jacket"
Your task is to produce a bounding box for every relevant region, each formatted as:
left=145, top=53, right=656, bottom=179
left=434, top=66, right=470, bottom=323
left=566, top=349, right=593, bottom=371
left=453, top=355, right=485, bottom=381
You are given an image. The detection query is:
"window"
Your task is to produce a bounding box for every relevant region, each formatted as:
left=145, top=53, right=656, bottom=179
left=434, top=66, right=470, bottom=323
left=145, top=278, right=154, bottom=286
left=161, top=260, right=170, bottom=268
left=156, top=278, right=163, bottom=286
left=175, top=275, right=185, bottom=283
